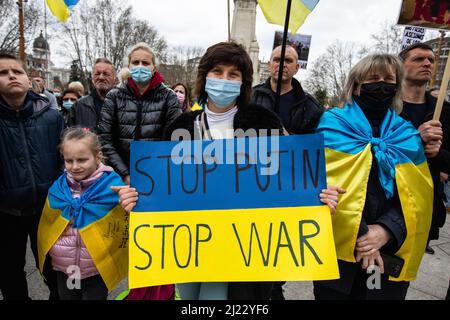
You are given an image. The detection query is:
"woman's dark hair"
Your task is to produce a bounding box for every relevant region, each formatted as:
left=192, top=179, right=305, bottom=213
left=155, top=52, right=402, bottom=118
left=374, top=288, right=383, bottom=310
left=62, top=88, right=81, bottom=99
left=171, top=82, right=190, bottom=112
left=194, top=41, right=253, bottom=108
left=58, top=88, right=81, bottom=107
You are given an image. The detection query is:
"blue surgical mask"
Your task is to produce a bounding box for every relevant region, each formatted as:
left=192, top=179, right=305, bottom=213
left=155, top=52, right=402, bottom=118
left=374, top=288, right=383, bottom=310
left=130, top=66, right=152, bottom=84
left=62, top=101, right=73, bottom=110
left=205, top=77, right=241, bottom=109
left=54, top=92, right=61, bottom=98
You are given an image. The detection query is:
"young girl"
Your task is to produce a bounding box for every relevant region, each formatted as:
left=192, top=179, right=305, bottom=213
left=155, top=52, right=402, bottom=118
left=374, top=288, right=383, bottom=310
left=38, top=127, right=128, bottom=300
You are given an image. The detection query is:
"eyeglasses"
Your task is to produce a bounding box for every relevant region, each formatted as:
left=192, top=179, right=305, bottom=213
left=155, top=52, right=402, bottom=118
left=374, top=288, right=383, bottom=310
left=63, top=98, right=77, bottom=102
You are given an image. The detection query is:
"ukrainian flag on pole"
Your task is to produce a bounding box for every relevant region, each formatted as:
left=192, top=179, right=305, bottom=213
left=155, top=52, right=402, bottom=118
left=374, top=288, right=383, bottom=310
left=46, top=0, right=80, bottom=23
left=258, top=0, right=320, bottom=34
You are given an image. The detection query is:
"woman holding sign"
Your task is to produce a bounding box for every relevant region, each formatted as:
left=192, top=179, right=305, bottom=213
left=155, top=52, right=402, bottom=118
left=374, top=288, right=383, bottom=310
left=116, top=41, right=343, bottom=300
left=99, top=42, right=182, bottom=300
left=315, top=53, right=433, bottom=300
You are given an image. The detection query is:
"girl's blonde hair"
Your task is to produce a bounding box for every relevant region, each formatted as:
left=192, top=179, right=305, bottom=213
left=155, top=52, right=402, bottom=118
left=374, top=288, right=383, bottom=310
left=59, top=127, right=103, bottom=160
left=340, top=53, right=404, bottom=114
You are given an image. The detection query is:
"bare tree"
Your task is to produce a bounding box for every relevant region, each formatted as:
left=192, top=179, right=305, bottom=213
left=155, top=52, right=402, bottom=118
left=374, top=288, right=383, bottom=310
left=304, top=40, right=357, bottom=100
left=370, top=22, right=404, bottom=54
left=159, top=45, right=204, bottom=92
left=56, top=0, right=169, bottom=88
left=0, top=0, right=41, bottom=54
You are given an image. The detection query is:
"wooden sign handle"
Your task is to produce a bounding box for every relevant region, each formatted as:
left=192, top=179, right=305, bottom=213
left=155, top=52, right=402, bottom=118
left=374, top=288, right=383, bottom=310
left=433, top=55, right=450, bottom=120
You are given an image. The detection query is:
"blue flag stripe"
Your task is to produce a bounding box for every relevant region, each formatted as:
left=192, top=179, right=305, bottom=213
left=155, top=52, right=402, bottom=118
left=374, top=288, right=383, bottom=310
left=131, top=135, right=327, bottom=212
left=297, top=0, right=320, bottom=11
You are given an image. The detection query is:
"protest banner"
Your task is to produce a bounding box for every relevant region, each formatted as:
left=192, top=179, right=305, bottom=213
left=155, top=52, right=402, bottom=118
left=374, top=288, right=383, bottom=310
left=401, top=26, right=426, bottom=50
left=128, top=135, right=339, bottom=288
left=273, top=31, right=311, bottom=69
left=397, top=0, right=450, bottom=30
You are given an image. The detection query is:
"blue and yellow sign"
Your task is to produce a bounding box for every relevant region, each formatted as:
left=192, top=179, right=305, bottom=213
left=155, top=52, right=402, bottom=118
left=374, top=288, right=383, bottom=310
left=129, top=135, right=339, bottom=288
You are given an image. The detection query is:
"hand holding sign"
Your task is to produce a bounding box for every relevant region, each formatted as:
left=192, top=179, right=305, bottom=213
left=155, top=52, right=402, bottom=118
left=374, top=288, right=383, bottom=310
left=320, top=186, right=346, bottom=215
left=111, top=186, right=138, bottom=213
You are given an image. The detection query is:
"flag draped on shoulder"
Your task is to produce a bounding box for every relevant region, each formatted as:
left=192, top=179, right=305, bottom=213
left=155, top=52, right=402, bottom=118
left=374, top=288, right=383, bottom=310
left=45, top=0, right=80, bottom=23
left=38, top=171, right=128, bottom=292
left=316, top=102, right=433, bottom=282
left=258, top=0, right=320, bottom=34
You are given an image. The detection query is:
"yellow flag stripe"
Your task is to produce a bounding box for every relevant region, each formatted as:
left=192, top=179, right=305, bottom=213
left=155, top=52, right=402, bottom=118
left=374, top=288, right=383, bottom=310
left=325, top=145, right=372, bottom=263
left=81, top=205, right=129, bottom=292
left=324, top=146, right=433, bottom=281
left=38, top=199, right=69, bottom=274
left=129, top=206, right=339, bottom=289
left=258, top=0, right=312, bottom=34
left=394, top=162, right=432, bottom=281
left=46, top=0, right=70, bottom=22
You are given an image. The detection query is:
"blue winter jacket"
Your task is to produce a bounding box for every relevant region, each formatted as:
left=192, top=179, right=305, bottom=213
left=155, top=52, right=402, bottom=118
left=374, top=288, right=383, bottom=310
left=0, top=91, right=65, bottom=215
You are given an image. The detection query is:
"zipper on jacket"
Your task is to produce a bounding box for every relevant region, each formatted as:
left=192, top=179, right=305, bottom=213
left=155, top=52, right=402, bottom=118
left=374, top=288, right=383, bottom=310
left=17, top=110, right=38, bottom=206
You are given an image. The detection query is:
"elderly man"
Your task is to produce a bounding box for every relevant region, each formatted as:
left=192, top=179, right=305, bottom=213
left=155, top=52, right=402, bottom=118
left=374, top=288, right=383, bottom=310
left=0, top=53, right=64, bottom=300
left=70, top=58, right=116, bottom=131
left=252, top=45, right=323, bottom=134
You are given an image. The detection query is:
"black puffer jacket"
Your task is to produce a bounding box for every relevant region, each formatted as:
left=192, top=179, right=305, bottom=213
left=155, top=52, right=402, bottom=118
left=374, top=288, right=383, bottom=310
left=252, top=77, right=324, bottom=134
left=0, top=91, right=64, bottom=216
left=98, top=76, right=182, bottom=178
left=164, top=103, right=284, bottom=300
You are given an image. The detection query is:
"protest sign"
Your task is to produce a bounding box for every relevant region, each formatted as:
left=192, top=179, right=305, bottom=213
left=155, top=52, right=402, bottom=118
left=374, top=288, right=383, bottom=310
left=401, top=26, right=426, bottom=50
left=273, top=31, right=312, bottom=69
left=128, top=135, right=339, bottom=288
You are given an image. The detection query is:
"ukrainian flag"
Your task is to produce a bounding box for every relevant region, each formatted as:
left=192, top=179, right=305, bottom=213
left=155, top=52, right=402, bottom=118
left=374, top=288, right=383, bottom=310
left=316, top=102, right=433, bottom=282
left=258, top=0, right=320, bottom=34
left=38, top=171, right=128, bottom=292
left=46, top=0, right=79, bottom=23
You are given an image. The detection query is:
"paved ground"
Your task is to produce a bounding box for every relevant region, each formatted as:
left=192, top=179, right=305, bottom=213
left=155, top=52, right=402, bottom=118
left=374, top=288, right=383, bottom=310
left=1, top=215, right=449, bottom=300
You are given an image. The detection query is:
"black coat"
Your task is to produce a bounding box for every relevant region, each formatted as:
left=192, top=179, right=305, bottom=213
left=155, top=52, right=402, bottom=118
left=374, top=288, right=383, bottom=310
left=401, top=92, right=450, bottom=240
left=69, top=89, right=104, bottom=131
left=0, top=91, right=64, bottom=216
left=98, top=81, right=182, bottom=178
left=164, top=103, right=284, bottom=300
left=252, top=77, right=324, bottom=134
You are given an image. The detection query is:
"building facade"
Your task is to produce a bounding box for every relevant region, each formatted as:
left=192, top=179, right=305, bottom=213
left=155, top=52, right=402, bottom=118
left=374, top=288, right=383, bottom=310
left=231, top=0, right=261, bottom=85
left=425, top=35, right=450, bottom=99
left=27, top=31, right=71, bottom=90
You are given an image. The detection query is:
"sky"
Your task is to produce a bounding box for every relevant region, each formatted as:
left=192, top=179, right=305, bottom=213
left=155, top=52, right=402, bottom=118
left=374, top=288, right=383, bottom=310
left=50, top=0, right=442, bottom=75
left=124, top=0, right=432, bottom=77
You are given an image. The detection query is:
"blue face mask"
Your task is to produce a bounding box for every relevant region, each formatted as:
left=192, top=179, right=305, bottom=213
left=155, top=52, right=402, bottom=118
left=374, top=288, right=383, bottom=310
left=205, top=77, right=242, bottom=109
left=62, top=101, right=74, bottom=110
left=130, top=66, right=152, bottom=84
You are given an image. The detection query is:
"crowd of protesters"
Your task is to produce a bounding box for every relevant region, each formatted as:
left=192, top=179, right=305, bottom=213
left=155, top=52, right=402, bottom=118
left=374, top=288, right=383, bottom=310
left=0, top=39, right=449, bottom=301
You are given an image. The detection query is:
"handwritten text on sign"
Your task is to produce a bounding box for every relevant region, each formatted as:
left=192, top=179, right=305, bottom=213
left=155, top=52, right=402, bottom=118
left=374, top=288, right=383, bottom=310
left=129, top=135, right=339, bottom=287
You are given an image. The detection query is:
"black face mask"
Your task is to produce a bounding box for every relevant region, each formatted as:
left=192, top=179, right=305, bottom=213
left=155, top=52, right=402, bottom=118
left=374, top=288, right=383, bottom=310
left=354, top=81, right=397, bottom=112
